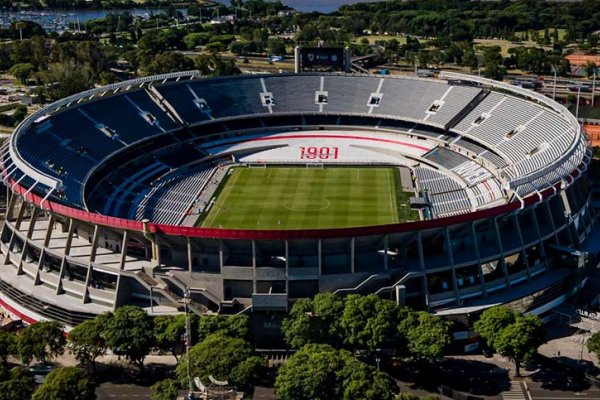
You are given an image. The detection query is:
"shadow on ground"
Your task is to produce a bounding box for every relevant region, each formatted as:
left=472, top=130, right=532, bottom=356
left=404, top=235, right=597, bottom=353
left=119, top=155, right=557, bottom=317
left=389, top=358, right=510, bottom=397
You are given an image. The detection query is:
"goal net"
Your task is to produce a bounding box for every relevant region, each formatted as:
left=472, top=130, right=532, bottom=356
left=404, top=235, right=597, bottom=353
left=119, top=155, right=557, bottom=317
left=248, top=163, right=267, bottom=169
left=306, top=163, right=324, bottom=169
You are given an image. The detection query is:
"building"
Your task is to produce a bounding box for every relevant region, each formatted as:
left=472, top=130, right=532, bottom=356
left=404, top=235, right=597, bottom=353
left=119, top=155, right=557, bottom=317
left=0, top=71, right=596, bottom=333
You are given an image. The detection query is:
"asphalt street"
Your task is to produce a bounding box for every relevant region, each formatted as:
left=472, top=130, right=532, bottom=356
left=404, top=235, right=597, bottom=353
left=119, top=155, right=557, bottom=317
left=96, top=383, right=152, bottom=400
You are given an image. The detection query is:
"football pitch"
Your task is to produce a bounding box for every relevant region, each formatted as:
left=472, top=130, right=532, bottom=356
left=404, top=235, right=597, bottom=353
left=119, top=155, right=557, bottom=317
left=199, top=166, right=417, bottom=230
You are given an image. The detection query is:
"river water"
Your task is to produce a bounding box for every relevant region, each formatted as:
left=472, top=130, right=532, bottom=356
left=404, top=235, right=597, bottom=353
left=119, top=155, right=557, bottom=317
left=0, top=8, right=187, bottom=31
left=0, top=0, right=385, bottom=32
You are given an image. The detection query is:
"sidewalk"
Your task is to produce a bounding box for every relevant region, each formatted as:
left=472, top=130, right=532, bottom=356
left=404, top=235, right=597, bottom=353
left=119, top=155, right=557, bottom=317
left=538, top=329, right=598, bottom=370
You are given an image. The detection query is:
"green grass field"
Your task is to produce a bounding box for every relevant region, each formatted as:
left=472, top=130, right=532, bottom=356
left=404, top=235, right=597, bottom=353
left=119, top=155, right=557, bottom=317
left=199, top=167, right=417, bottom=230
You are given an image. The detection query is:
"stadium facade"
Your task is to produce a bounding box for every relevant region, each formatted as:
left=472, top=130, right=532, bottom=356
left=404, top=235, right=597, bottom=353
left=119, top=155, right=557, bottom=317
left=0, top=71, right=596, bottom=332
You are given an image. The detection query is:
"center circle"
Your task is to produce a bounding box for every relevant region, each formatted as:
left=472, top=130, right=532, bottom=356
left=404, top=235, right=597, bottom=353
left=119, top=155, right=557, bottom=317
left=283, top=197, right=331, bottom=212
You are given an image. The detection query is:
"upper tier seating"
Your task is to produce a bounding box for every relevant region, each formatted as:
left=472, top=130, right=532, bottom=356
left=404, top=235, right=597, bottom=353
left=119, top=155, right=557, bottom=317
left=10, top=73, right=581, bottom=224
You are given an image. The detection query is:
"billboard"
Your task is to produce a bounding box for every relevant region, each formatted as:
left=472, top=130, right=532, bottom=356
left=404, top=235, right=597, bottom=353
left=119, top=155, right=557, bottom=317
left=300, top=47, right=345, bottom=69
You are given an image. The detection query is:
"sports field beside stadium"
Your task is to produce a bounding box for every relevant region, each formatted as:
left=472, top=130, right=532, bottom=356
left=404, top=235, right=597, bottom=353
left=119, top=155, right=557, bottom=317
left=200, top=166, right=417, bottom=230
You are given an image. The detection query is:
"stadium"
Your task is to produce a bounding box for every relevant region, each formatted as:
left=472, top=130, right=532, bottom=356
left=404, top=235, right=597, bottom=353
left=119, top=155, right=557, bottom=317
left=0, top=71, right=597, bottom=335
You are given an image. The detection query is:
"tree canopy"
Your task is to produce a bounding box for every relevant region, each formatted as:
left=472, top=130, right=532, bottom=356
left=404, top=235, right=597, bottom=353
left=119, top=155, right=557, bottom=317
left=282, top=293, right=449, bottom=359
left=32, top=366, right=95, bottom=400
left=0, top=366, right=35, bottom=400
left=67, top=318, right=106, bottom=371
left=587, top=331, right=600, bottom=360
left=474, top=306, right=545, bottom=376
left=15, top=321, right=65, bottom=365
left=275, top=343, right=395, bottom=400
left=101, top=306, right=155, bottom=370
left=176, top=332, right=264, bottom=391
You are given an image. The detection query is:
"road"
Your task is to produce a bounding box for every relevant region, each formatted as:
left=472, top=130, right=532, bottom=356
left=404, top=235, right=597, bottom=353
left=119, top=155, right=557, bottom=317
left=526, top=380, right=600, bottom=400
left=96, top=383, right=152, bottom=400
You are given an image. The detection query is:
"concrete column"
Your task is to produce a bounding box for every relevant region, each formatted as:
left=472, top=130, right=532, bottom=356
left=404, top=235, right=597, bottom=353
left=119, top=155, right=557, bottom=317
left=294, top=46, right=301, bottom=73
left=4, top=189, right=16, bottom=222
left=416, top=232, right=429, bottom=308
left=56, top=219, right=74, bottom=295
left=88, top=225, right=100, bottom=264
left=152, top=233, right=161, bottom=265
left=543, top=200, right=560, bottom=244
left=34, top=246, right=47, bottom=286
left=83, top=225, right=99, bottom=304
left=42, top=214, right=55, bottom=249
left=187, top=236, right=193, bottom=274
left=445, top=227, right=460, bottom=305
left=383, top=235, right=389, bottom=271
left=219, top=239, right=224, bottom=273
left=25, top=207, right=39, bottom=239
left=83, top=264, right=93, bottom=304
left=512, top=213, right=531, bottom=280
left=5, top=199, right=26, bottom=262
left=470, top=222, right=487, bottom=297
left=285, top=240, right=289, bottom=295
left=13, top=198, right=26, bottom=231
left=530, top=206, right=548, bottom=273
left=350, top=237, right=355, bottom=274
left=118, top=231, right=129, bottom=271
left=1, top=196, right=18, bottom=265
left=16, top=207, right=39, bottom=275
left=317, top=239, right=322, bottom=276
left=63, top=219, right=75, bottom=256
left=493, top=218, right=511, bottom=289
left=252, top=240, right=257, bottom=294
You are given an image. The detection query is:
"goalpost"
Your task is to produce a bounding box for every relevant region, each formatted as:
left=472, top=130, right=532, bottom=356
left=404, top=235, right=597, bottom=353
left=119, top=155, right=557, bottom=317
left=306, top=163, right=324, bottom=169
left=248, top=162, right=267, bottom=169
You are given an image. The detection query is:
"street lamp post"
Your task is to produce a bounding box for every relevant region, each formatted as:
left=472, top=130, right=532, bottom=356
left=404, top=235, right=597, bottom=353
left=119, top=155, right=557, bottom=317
left=576, top=84, right=581, bottom=118
left=184, top=289, right=194, bottom=399
left=592, top=69, right=597, bottom=108
left=552, top=67, right=557, bottom=100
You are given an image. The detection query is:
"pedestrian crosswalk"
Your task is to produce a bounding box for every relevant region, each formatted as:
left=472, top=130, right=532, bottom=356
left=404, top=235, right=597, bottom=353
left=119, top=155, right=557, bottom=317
left=502, top=381, right=526, bottom=400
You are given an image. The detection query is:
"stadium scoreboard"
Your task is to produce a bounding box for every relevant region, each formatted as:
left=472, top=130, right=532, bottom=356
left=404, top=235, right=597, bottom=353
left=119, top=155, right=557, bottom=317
left=294, top=46, right=350, bottom=72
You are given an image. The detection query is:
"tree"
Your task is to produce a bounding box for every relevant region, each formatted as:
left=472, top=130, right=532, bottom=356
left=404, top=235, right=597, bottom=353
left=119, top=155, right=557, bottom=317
left=68, top=318, right=106, bottom=371
left=267, top=37, right=287, bottom=56
left=585, top=62, right=598, bottom=78
left=0, top=367, right=35, bottom=400
left=154, top=314, right=198, bottom=361
left=340, top=294, right=407, bottom=351
left=101, top=306, right=155, bottom=370
left=194, top=53, right=241, bottom=77
left=396, top=394, right=439, bottom=400
left=480, top=46, right=505, bottom=80
left=475, top=307, right=545, bottom=376
left=9, top=63, right=35, bottom=84
left=99, top=71, right=117, bottom=86
left=282, top=299, right=325, bottom=349
left=474, top=306, right=516, bottom=350
left=16, top=321, right=65, bottom=365
left=494, top=314, right=545, bottom=376
left=588, top=332, right=600, bottom=360
left=32, top=366, right=95, bottom=400
left=0, top=331, right=16, bottom=367
left=151, top=379, right=179, bottom=400
left=229, top=356, right=267, bottom=394
left=197, top=314, right=249, bottom=342
left=176, top=333, right=261, bottom=389
left=182, top=32, right=211, bottom=50
left=401, top=312, right=451, bottom=360
left=11, top=105, right=27, bottom=127
left=143, top=52, right=194, bottom=76
left=275, top=344, right=395, bottom=400
left=36, top=63, right=95, bottom=102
